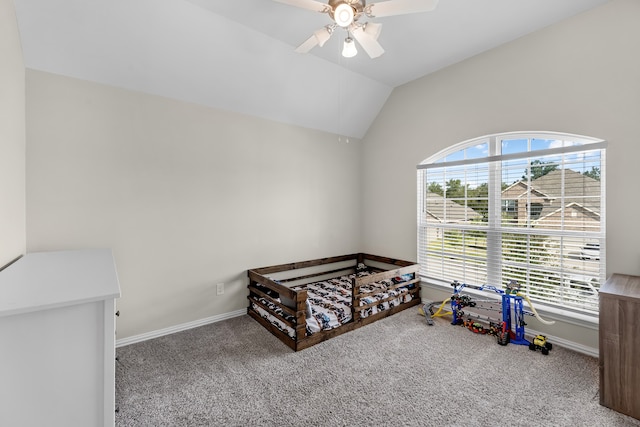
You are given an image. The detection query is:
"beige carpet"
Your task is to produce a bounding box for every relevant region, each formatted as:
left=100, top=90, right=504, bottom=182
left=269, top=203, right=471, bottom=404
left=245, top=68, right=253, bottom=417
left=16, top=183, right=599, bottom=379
left=115, top=308, right=640, bottom=426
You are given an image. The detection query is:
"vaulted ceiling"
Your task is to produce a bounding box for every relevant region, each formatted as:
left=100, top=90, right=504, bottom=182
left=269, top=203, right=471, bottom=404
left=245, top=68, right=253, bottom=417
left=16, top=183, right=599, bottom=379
left=13, top=0, right=609, bottom=138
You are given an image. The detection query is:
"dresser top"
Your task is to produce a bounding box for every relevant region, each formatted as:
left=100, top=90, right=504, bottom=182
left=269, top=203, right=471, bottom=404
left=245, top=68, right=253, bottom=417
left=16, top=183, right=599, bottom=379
left=0, top=249, right=121, bottom=317
left=600, top=273, right=640, bottom=301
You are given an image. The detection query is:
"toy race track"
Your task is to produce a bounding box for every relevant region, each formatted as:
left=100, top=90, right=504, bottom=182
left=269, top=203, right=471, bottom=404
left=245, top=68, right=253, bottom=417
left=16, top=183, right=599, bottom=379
left=421, top=280, right=555, bottom=354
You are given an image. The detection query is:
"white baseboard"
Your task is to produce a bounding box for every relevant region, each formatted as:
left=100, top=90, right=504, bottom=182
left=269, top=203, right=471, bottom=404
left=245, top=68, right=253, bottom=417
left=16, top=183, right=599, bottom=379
left=116, top=308, right=246, bottom=348
left=525, top=327, right=598, bottom=358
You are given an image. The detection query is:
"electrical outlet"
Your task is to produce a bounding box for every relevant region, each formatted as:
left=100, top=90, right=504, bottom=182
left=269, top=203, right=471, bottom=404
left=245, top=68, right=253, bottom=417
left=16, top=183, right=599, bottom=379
left=216, top=283, right=224, bottom=295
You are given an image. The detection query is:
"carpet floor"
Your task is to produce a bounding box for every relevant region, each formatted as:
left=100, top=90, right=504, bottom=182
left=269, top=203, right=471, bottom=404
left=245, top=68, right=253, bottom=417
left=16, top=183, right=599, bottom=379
left=116, top=308, right=640, bottom=426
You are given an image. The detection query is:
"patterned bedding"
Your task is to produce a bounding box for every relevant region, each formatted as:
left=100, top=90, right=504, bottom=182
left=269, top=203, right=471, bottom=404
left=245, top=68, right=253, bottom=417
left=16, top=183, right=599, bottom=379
left=251, top=296, right=296, bottom=339
left=250, top=270, right=414, bottom=339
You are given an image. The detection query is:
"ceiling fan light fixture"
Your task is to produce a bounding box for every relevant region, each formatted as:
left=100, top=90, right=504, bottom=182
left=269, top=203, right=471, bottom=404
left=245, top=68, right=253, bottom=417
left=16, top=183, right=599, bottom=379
left=342, top=36, right=357, bottom=58
left=334, top=3, right=355, bottom=27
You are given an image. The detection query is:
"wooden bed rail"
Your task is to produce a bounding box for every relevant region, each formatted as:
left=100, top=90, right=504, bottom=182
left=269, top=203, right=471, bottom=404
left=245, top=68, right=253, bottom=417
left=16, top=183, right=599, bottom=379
left=247, top=269, right=299, bottom=302
left=275, top=266, right=355, bottom=284
left=247, top=271, right=309, bottom=342
left=250, top=253, right=416, bottom=278
left=248, top=285, right=297, bottom=319
left=250, top=254, right=358, bottom=275
left=247, top=253, right=420, bottom=351
left=357, top=286, right=421, bottom=312
left=354, top=264, right=420, bottom=288
left=351, top=263, right=419, bottom=322
left=358, top=253, right=417, bottom=268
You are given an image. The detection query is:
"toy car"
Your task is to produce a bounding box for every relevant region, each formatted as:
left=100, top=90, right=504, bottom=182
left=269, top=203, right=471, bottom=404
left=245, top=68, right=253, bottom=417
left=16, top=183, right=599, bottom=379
left=529, top=334, right=553, bottom=355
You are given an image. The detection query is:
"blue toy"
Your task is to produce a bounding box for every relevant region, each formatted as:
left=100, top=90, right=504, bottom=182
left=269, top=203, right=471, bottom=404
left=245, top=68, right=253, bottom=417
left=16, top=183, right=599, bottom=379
left=428, top=280, right=554, bottom=347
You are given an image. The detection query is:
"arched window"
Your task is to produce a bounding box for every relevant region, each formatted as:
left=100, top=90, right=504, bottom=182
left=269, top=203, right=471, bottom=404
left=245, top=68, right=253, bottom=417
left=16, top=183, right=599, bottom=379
left=417, top=132, right=606, bottom=315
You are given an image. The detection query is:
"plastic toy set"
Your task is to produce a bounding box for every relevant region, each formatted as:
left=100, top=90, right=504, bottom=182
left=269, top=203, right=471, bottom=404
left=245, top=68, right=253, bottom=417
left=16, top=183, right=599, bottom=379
left=421, top=280, right=555, bottom=355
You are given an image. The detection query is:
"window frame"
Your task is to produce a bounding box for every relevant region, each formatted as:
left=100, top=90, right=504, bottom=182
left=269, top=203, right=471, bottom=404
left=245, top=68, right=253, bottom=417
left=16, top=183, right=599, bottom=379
left=417, top=131, right=606, bottom=320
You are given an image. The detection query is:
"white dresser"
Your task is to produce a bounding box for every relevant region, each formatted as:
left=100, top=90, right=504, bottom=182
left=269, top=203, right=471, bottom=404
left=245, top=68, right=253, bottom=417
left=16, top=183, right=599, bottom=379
left=0, top=249, right=121, bottom=427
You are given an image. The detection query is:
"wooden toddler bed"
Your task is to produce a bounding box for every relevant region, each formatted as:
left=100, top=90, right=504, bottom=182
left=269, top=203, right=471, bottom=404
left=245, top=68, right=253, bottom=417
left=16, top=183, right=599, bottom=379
left=247, top=253, right=420, bottom=351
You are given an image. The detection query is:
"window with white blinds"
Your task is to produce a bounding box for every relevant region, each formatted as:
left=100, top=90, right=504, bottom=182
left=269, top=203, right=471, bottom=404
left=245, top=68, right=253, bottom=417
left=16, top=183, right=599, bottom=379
left=417, top=132, right=606, bottom=315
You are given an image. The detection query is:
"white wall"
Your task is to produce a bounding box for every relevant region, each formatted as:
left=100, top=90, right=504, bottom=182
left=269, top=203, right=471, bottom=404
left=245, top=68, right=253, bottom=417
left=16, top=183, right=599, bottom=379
left=361, top=0, right=640, bottom=352
left=0, top=0, right=26, bottom=267
left=25, top=71, right=362, bottom=339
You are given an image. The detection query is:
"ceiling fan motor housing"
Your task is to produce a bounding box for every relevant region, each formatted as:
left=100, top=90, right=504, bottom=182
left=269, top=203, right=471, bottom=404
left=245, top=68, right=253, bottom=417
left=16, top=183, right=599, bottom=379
left=329, top=0, right=365, bottom=26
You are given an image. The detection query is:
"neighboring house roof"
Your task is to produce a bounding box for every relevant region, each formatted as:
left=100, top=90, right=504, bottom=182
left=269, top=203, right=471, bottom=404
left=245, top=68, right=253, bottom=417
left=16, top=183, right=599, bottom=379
left=537, top=201, right=601, bottom=222
left=531, top=169, right=600, bottom=198
left=502, top=180, right=551, bottom=201
left=501, top=169, right=601, bottom=222
left=531, top=169, right=601, bottom=218
left=426, top=192, right=482, bottom=222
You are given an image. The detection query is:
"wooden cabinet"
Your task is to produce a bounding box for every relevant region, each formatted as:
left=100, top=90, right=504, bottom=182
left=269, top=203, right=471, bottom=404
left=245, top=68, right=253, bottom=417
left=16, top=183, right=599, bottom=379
left=0, top=249, right=121, bottom=427
left=599, top=273, right=640, bottom=420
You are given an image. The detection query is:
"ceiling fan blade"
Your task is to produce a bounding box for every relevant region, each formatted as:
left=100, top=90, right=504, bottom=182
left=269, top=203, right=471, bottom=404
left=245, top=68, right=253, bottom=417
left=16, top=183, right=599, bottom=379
left=295, top=35, right=319, bottom=53
left=366, top=0, right=439, bottom=18
left=295, top=27, right=334, bottom=53
left=351, top=26, right=385, bottom=59
left=272, top=0, right=330, bottom=13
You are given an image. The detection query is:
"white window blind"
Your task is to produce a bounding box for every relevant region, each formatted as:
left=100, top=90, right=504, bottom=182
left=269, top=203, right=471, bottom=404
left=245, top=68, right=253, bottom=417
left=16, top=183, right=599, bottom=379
left=417, top=132, right=606, bottom=315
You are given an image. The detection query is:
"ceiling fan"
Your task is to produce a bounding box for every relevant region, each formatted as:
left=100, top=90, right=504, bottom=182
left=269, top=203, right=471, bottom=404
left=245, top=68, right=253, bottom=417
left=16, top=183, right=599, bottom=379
left=273, top=0, right=439, bottom=58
